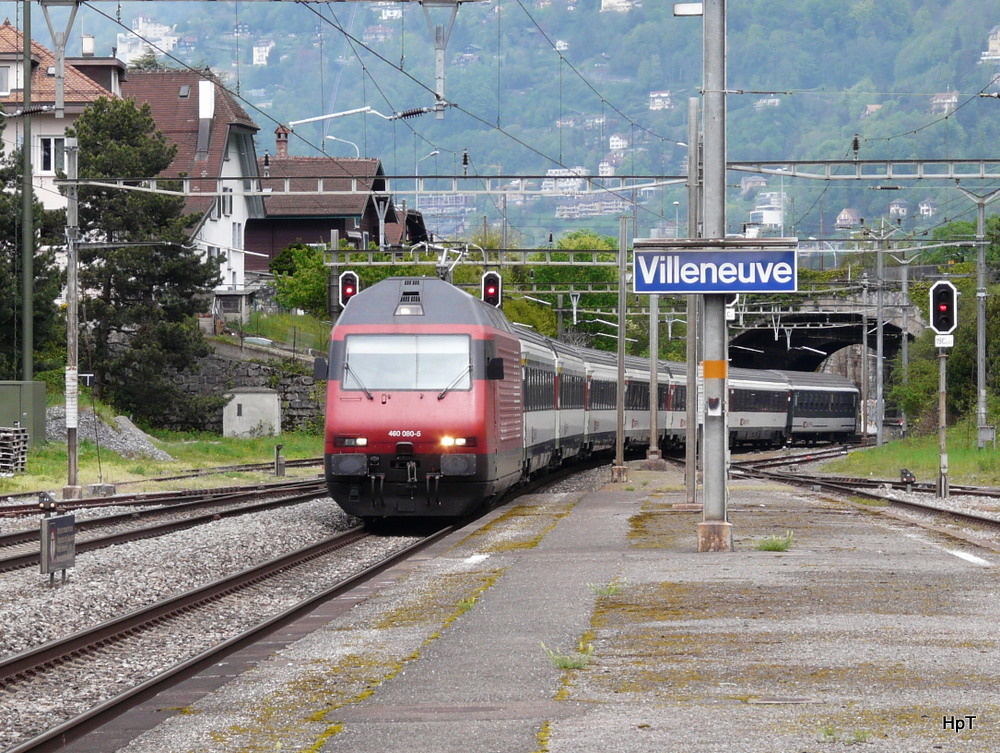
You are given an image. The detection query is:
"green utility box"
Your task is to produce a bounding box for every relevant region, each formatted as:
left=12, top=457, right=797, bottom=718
left=0, top=381, right=47, bottom=446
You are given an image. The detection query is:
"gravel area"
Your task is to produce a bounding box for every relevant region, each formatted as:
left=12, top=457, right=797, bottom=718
left=44, top=406, right=173, bottom=462
left=0, top=494, right=435, bottom=751
left=0, top=497, right=358, bottom=658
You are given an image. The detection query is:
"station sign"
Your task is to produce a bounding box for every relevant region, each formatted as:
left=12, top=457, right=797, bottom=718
left=633, top=248, right=798, bottom=294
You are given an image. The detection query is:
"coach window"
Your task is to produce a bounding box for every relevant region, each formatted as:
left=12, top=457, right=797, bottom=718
left=560, top=373, right=585, bottom=409
left=672, top=385, right=686, bottom=411
left=343, top=334, right=471, bottom=391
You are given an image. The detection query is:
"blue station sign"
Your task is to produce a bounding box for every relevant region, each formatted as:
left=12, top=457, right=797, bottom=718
left=633, top=248, right=798, bottom=294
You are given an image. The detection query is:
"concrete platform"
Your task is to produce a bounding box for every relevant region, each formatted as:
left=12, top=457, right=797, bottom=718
left=116, top=464, right=1000, bottom=753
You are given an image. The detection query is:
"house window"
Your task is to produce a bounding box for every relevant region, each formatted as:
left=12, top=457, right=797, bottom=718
left=40, top=137, right=65, bottom=174
left=0, top=66, right=9, bottom=95
left=215, top=186, right=233, bottom=219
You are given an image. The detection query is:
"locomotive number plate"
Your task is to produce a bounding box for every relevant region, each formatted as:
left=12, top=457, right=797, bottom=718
left=388, top=430, right=423, bottom=438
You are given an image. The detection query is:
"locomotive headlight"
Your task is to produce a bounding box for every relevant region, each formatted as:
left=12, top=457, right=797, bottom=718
left=334, top=436, right=368, bottom=447
left=440, top=436, right=475, bottom=447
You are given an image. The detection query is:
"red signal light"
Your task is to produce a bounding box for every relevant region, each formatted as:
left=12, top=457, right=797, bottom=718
left=482, top=272, right=502, bottom=307
left=929, top=281, right=957, bottom=335
left=339, top=271, right=360, bottom=308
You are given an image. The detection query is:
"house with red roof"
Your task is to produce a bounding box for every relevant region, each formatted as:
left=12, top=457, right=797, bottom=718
left=245, top=125, right=418, bottom=273
left=0, top=19, right=125, bottom=210
left=122, top=69, right=265, bottom=315
left=4, top=23, right=421, bottom=319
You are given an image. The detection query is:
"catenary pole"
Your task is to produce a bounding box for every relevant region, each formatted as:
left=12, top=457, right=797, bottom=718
left=64, top=139, right=82, bottom=498
left=612, top=215, right=628, bottom=482
left=685, top=96, right=700, bottom=508
left=699, top=0, right=732, bottom=551
left=21, top=0, right=33, bottom=381
left=955, top=186, right=1000, bottom=448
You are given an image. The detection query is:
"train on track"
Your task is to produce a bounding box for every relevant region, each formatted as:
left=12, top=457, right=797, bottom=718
left=319, top=277, right=859, bottom=520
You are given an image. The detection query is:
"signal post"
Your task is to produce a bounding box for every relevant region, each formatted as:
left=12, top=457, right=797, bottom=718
left=930, top=280, right=957, bottom=498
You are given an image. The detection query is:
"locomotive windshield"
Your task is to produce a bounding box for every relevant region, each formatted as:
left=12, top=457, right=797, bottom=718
left=343, top=334, right=472, bottom=391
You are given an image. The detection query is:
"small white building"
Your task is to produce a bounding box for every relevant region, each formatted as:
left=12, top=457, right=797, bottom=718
left=223, top=387, right=281, bottom=438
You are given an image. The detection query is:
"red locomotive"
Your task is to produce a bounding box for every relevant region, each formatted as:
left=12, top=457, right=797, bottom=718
left=321, top=277, right=524, bottom=519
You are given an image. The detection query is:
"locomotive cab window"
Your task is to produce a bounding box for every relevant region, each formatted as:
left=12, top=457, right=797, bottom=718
left=343, top=335, right=471, bottom=391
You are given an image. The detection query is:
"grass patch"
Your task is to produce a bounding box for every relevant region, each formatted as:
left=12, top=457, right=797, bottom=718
left=754, top=530, right=795, bottom=552
left=588, top=578, right=626, bottom=596
left=541, top=640, right=594, bottom=670
left=823, top=417, right=1000, bottom=486
left=0, top=426, right=323, bottom=496
left=238, top=311, right=331, bottom=353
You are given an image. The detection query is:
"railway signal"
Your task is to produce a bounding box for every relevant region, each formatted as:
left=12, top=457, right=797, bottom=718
left=339, top=271, right=360, bottom=308
left=482, top=272, right=502, bottom=307
left=929, top=280, right=957, bottom=335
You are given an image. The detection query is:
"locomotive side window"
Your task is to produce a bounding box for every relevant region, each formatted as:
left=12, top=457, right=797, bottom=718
left=343, top=335, right=471, bottom=391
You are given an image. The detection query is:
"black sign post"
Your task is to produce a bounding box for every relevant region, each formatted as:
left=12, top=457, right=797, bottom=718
left=39, top=492, right=75, bottom=586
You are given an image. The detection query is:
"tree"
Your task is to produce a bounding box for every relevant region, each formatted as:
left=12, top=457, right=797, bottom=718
left=0, top=147, right=65, bottom=380
left=129, top=46, right=168, bottom=71
left=69, top=97, right=223, bottom=428
left=273, top=243, right=329, bottom=318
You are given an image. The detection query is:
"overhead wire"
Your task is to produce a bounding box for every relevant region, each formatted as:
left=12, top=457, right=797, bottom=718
left=508, top=0, right=685, bottom=147
left=297, top=1, right=672, bottom=224
left=77, top=2, right=674, bottom=227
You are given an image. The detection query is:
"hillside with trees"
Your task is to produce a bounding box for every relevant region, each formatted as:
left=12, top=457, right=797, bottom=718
left=4, top=0, right=996, bottom=241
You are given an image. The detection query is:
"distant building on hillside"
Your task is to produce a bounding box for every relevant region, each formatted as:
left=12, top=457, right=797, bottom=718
left=836, top=208, right=862, bottom=229
left=600, top=0, right=635, bottom=11
left=116, top=17, right=179, bottom=66
left=930, top=91, right=958, bottom=115
left=980, top=25, right=1000, bottom=63
left=740, top=175, right=767, bottom=196
left=648, top=90, right=673, bottom=111
left=253, top=40, right=274, bottom=66
left=754, top=96, right=780, bottom=110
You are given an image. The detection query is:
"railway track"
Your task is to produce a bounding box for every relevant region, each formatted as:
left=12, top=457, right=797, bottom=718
left=0, top=458, right=325, bottom=517
left=0, top=524, right=452, bottom=753
left=0, top=479, right=329, bottom=573
left=734, top=456, right=1000, bottom=537
left=731, top=444, right=861, bottom=470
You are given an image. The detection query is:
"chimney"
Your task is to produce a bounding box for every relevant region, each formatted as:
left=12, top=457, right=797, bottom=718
left=275, top=125, right=290, bottom=159
left=81, top=34, right=95, bottom=57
